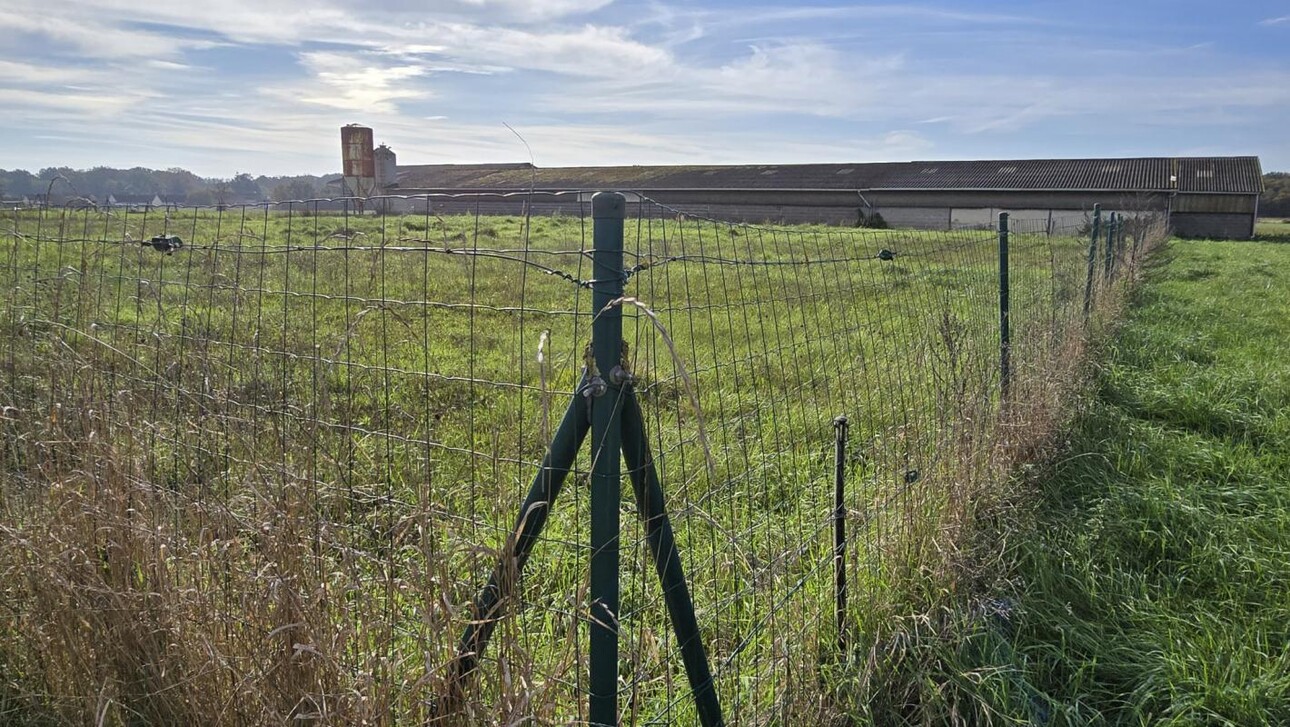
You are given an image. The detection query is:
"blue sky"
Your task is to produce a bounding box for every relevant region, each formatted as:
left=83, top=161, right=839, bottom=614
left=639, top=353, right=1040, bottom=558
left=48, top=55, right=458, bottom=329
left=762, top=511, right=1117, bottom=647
left=2, top=0, right=1287, bottom=176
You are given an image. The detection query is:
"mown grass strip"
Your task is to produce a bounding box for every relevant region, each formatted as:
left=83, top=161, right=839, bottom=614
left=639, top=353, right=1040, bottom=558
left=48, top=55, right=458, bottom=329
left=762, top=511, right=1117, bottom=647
left=870, top=238, right=1290, bottom=726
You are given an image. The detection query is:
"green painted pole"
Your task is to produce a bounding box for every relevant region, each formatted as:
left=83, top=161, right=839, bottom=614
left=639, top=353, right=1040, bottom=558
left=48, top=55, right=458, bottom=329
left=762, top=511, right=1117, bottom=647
left=1083, top=204, right=1101, bottom=321
left=1115, top=214, right=1123, bottom=272
left=1112, top=215, right=1121, bottom=275
left=589, top=191, right=625, bottom=726
left=998, top=212, right=1011, bottom=403
left=1104, top=212, right=1116, bottom=280
left=450, top=393, right=591, bottom=693
left=620, top=389, right=724, bottom=726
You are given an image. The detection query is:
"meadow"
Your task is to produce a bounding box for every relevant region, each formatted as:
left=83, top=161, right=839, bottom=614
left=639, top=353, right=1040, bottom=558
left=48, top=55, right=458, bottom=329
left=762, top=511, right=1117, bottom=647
left=0, top=199, right=1137, bottom=724
left=1254, top=216, right=1290, bottom=242
left=891, top=235, right=1290, bottom=725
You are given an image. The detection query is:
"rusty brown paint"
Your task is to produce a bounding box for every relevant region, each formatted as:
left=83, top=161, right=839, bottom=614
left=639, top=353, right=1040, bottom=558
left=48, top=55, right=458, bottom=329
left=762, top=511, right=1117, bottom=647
left=340, top=125, right=375, bottom=179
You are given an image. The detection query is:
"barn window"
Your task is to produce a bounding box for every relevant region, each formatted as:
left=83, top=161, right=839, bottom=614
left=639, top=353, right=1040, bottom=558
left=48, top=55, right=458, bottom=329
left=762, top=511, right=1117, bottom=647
left=999, top=166, right=1018, bottom=173
left=1101, top=165, right=1121, bottom=173
left=761, top=169, right=778, bottom=176
left=836, top=168, right=855, bottom=175
left=1196, top=169, right=1214, bottom=178
left=920, top=167, right=939, bottom=174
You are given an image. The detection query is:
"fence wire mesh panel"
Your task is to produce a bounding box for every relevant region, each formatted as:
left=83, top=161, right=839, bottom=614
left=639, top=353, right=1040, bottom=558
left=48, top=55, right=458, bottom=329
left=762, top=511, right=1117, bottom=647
left=0, top=195, right=1158, bottom=725
left=616, top=201, right=1094, bottom=723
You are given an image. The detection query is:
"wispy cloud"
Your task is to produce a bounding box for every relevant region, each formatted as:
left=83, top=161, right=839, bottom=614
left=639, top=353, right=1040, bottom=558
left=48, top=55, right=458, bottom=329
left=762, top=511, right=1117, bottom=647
left=289, top=51, right=429, bottom=112
left=0, top=12, right=219, bottom=58
left=634, top=2, right=1048, bottom=38
left=0, top=59, right=112, bottom=86
left=711, top=3, right=1049, bottom=26
left=424, top=23, right=672, bottom=77
left=0, top=0, right=1286, bottom=173
left=541, top=42, right=904, bottom=119
left=0, top=87, right=159, bottom=117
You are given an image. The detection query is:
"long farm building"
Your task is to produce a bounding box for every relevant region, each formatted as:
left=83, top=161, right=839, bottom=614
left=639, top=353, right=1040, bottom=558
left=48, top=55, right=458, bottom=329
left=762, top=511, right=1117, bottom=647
left=330, top=128, right=1261, bottom=239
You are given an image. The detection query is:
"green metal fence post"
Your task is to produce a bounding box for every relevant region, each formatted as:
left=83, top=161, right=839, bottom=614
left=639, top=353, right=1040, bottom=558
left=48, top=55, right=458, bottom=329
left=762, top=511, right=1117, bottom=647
left=1104, top=211, right=1116, bottom=280
left=1112, top=215, right=1121, bottom=275
left=589, top=191, right=625, bottom=726
left=1119, top=217, right=1128, bottom=268
left=1116, top=214, right=1124, bottom=272
left=1126, top=217, right=1135, bottom=266
left=998, top=212, right=1011, bottom=403
left=1083, top=204, right=1101, bottom=321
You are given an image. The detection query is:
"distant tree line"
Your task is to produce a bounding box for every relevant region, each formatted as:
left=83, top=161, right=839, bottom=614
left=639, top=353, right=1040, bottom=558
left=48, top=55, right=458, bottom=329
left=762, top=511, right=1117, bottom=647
left=1262, top=172, right=1290, bottom=217
left=0, top=166, right=334, bottom=205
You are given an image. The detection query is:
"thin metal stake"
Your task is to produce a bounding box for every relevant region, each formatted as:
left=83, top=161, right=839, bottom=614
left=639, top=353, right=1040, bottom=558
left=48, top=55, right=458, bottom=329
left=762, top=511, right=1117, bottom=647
left=998, top=212, right=1011, bottom=403
left=832, top=415, right=849, bottom=656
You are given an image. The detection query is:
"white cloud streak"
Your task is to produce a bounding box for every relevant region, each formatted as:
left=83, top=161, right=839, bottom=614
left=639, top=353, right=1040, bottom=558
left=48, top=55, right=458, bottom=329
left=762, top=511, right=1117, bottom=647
left=289, top=51, right=429, bottom=112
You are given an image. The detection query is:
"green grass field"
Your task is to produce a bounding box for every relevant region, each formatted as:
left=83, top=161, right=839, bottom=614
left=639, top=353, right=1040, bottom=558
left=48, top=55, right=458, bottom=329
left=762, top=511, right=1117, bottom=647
left=876, top=236, right=1290, bottom=725
left=1255, top=216, right=1290, bottom=242
left=0, top=203, right=1135, bottom=724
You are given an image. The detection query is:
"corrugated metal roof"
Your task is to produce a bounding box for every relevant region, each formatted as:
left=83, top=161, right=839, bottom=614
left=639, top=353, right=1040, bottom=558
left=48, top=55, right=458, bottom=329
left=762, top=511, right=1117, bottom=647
left=396, top=162, right=899, bottom=190
left=394, top=156, right=1263, bottom=195
left=393, top=163, right=536, bottom=188
left=1174, top=157, right=1264, bottom=193
left=874, top=158, right=1177, bottom=191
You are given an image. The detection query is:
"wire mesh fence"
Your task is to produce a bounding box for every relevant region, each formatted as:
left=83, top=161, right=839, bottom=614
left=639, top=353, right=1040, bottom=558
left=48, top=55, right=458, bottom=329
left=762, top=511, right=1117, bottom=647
left=0, top=194, right=1156, bottom=725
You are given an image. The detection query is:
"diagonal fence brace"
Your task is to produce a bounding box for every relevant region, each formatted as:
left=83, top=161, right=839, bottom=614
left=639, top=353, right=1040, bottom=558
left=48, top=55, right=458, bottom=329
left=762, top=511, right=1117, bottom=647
left=447, top=192, right=723, bottom=726
left=445, top=381, right=724, bottom=726
left=448, top=391, right=591, bottom=691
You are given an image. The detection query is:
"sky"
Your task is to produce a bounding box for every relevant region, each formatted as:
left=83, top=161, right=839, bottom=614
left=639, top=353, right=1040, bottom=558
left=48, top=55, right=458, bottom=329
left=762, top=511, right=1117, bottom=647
left=2, top=0, right=1288, bottom=177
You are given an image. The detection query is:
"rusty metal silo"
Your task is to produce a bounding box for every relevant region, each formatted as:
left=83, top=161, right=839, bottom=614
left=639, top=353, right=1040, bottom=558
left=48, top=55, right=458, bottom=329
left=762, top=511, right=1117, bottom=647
left=340, top=124, right=376, bottom=197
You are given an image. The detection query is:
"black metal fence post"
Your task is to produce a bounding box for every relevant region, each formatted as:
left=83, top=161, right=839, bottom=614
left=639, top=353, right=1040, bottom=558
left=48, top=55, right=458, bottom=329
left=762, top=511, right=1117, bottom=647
left=589, top=191, right=625, bottom=726
left=832, top=416, right=849, bottom=656
left=998, top=212, right=1011, bottom=403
